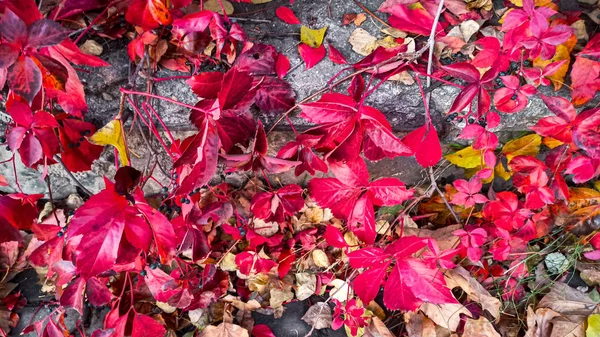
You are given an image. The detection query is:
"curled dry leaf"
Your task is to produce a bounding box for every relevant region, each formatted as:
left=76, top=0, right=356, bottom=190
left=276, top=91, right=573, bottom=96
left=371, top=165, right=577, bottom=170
left=420, top=302, right=471, bottom=332
left=463, top=317, right=501, bottom=337
left=270, top=288, right=293, bottom=308
left=403, top=312, right=436, bottom=337
left=295, top=272, right=316, bottom=300
left=79, top=40, right=103, bottom=56
left=445, top=266, right=501, bottom=319
left=312, top=249, right=330, bottom=268
left=301, top=302, right=333, bottom=330
left=198, top=322, right=249, bottom=337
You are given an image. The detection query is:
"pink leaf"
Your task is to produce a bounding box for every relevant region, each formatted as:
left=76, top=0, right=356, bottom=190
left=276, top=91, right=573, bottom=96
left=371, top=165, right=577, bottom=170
left=327, top=44, right=348, bottom=64
left=275, top=6, right=301, bottom=24
left=298, top=43, right=326, bottom=69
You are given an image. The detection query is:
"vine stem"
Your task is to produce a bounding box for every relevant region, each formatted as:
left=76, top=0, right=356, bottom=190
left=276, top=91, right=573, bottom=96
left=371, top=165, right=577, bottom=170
left=428, top=167, right=460, bottom=223
left=54, top=155, right=93, bottom=196
left=120, top=88, right=208, bottom=113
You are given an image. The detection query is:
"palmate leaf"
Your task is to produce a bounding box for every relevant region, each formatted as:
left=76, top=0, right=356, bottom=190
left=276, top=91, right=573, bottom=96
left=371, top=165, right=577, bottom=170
left=67, top=176, right=176, bottom=279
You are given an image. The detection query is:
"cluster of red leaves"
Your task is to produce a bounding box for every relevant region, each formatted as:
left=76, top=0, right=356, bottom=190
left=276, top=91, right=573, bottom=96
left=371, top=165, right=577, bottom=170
left=3, top=0, right=600, bottom=335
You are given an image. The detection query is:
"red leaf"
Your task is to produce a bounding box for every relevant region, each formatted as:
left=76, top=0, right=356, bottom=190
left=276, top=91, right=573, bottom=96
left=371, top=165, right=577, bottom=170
left=384, top=259, right=456, bottom=311
left=8, top=56, right=41, bottom=103
left=323, top=225, right=347, bottom=248
left=19, top=133, right=43, bottom=167
left=58, top=119, right=103, bottom=172
left=60, top=277, right=85, bottom=314
left=299, top=93, right=357, bottom=124
left=255, top=77, right=296, bottom=114
left=353, top=262, right=389, bottom=304
left=186, top=72, right=223, bottom=99
left=298, top=43, right=326, bottom=69
left=0, top=9, right=27, bottom=44
left=327, top=44, right=348, bottom=64
left=347, top=247, right=389, bottom=268
left=275, top=53, right=290, bottom=78
left=382, top=4, right=444, bottom=36
left=361, top=106, right=412, bottom=160
left=401, top=123, right=442, bottom=167
left=367, top=178, right=413, bottom=206
left=131, top=314, right=165, bottom=337
left=570, top=56, right=600, bottom=106
left=86, top=277, right=112, bottom=307
left=442, top=63, right=480, bottom=83
left=384, top=236, right=428, bottom=259
left=275, top=6, right=301, bottom=24
left=348, top=194, right=375, bottom=243
left=252, top=324, right=276, bottom=337
left=26, top=19, right=70, bottom=48
left=218, top=68, right=254, bottom=112
left=251, top=184, right=304, bottom=223
left=125, top=0, right=172, bottom=30
left=175, top=118, right=220, bottom=195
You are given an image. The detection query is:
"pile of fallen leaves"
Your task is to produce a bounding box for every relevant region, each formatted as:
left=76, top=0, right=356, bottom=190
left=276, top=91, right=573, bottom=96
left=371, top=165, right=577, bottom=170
left=3, top=0, right=600, bottom=336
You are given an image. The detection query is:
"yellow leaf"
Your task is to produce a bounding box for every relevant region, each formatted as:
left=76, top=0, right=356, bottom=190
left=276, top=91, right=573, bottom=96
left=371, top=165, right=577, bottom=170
left=300, top=26, right=327, bottom=48
left=251, top=0, right=272, bottom=3
left=533, top=44, right=572, bottom=90
left=543, top=137, right=563, bottom=149
left=502, top=134, right=541, bottom=163
left=88, top=119, right=129, bottom=165
left=587, top=314, right=600, bottom=337
left=495, top=162, right=512, bottom=181
left=445, top=146, right=484, bottom=169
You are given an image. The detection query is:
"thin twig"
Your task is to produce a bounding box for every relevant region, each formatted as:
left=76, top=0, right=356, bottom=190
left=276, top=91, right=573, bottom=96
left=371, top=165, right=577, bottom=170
left=352, top=0, right=391, bottom=28
left=45, top=176, right=61, bottom=225
left=54, top=155, right=93, bottom=196
left=230, top=17, right=272, bottom=23
left=428, top=167, right=460, bottom=223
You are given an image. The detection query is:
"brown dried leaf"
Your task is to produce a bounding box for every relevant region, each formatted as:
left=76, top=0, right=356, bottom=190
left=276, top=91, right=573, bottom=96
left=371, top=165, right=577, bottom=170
left=301, top=302, right=332, bottom=330
left=538, top=283, right=597, bottom=316
left=445, top=266, right=501, bottom=319
left=198, top=322, right=249, bottom=337
left=354, top=13, right=367, bottom=26
left=420, top=302, right=471, bottom=331
left=342, top=13, right=357, bottom=25
left=463, top=316, right=501, bottom=337
left=404, top=311, right=436, bottom=337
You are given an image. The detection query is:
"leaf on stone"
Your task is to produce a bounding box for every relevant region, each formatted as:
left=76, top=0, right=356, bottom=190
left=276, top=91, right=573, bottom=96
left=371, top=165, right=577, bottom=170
left=298, top=43, right=326, bottom=69
left=88, top=119, right=129, bottom=165
left=198, top=322, right=249, bottom=337
left=501, top=134, right=542, bottom=163
left=300, top=26, right=327, bottom=48
left=276, top=6, right=301, bottom=25
left=301, top=302, right=332, bottom=330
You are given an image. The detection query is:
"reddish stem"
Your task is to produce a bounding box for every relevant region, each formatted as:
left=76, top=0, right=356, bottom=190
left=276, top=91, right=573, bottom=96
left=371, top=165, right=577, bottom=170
left=120, top=88, right=207, bottom=113
left=142, top=102, right=181, bottom=154
left=73, top=2, right=116, bottom=44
